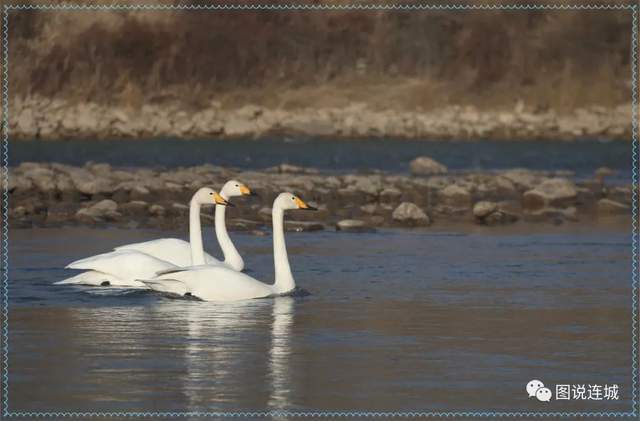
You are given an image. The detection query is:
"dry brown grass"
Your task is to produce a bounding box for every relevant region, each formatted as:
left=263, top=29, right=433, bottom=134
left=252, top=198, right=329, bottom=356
left=6, top=2, right=634, bottom=112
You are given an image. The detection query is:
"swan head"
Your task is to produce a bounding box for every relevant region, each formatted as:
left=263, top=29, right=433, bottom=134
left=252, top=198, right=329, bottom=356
left=192, top=187, right=234, bottom=207
left=274, top=192, right=317, bottom=211
left=221, top=180, right=256, bottom=198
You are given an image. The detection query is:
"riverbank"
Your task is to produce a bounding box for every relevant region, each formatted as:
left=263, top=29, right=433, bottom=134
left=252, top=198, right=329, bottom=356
left=4, top=160, right=631, bottom=232
left=8, top=96, right=632, bottom=141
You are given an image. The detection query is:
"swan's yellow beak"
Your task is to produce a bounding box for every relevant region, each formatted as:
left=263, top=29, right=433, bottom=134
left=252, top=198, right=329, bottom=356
left=214, top=192, right=234, bottom=207
left=239, top=184, right=255, bottom=196
left=295, top=197, right=318, bottom=211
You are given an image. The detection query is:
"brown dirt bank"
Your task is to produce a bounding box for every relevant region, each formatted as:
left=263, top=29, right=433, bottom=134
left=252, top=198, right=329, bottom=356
left=4, top=161, right=631, bottom=232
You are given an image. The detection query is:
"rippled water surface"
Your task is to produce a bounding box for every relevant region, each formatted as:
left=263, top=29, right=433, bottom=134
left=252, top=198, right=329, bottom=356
left=7, top=225, right=633, bottom=413
left=10, top=138, right=632, bottom=181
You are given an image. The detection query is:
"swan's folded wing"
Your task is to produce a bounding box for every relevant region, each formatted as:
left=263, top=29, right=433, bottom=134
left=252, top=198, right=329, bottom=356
left=55, top=271, right=116, bottom=286
left=154, top=264, right=213, bottom=276
left=141, top=279, right=189, bottom=296
left=66, top=250, right=177, bottom=281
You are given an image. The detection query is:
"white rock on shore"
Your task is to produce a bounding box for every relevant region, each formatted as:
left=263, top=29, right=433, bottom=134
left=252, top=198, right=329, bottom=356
left=392, top=202, right=430, bottom=225
left=409, top=156, right=448, bottom=176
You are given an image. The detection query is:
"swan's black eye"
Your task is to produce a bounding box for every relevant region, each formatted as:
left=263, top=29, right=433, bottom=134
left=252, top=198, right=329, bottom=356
left=291, top=197, right=295, bottom=200
left=209, top=192, right=213, bottom=195
left=235, top=184, right=239, bottom=187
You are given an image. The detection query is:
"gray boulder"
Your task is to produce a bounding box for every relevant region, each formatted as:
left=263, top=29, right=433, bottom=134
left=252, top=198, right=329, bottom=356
left=473, top=201, right=498, bottom=218
left=75, top=199, right=120, bottom=223
left=597, top=198, right=629, bottom=215
left=380, top=187, right=402, bottom=203
left=392, top=202, right=430, bottom=226
left=409, top=156, right=448, bottom=176
left=336, top=219, right=373, bottom=232
left=522, top=178, right=577, bottom=211
left=439, top=184, right=472, bottom=208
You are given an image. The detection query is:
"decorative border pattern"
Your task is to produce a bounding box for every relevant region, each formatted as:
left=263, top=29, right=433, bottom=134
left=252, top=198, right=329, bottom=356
left=1, top=2, right=638, bottom=418
left=2, top=3, right=10, bottom=419
left=630, top=3, right=639, bottom=419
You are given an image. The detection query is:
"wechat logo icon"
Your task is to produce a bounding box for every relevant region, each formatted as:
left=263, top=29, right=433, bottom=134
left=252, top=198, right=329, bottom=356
left=527, top=379, right=552, bottom=402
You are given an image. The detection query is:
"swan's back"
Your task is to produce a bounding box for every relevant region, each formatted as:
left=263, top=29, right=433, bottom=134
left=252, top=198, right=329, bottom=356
left=66, top=250, right=176, bottom=282
left=153, top=266, right=274, bottom=301
left=115, top=238, right=221, bottom=267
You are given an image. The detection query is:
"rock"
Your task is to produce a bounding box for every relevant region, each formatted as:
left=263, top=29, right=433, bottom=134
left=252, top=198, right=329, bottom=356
left=227, top=218, right=264, bottom=231
left=360, top=204, right=378, bottom=214
left=439, top=185, right=472, bottom=208
left=75, top=199, right=120, bottom=222
left=284, top=114, right=336, bottom=136
left=120, top=200, right=149, bottom=216
left=594, top=167, right=616, bottom=179
left=258, top=207, right=273, bottom=221
left=379, top=187, right=402, bottom=203
left=501, top=169, right=542, bottom=191
left=266, top=164, right=320, bottom=175
left=608, top=186, right=632, bottom=205
left=11, top=206, right=27, bottom=218
left=336, top=219, right=373, bottom=232
left=8, top=175, right=34, bottom=193
left=347, top=176, right=381, bottom=197
left=597, top=198, right=629, bottom=215
left=223, top=116, right=255, bottom=137
left=392, top=202, right=430, bottom=226
left=236, top=104, right=263, bottom=119
left=483, top=210, right=519, bottom=225
left=474, top=175, right=517, bottom=200
left=522, top=178, right=577, bottom=211
left=149, top=204, right=166, bottom=216
left=24, top=167, right=57, bottom=192
left=284, top=221, right=324, bottom=232
left=409, top=156, right=448, bottom=176
left=473, top=201, right=497, bottom=218
left=70, top=169, right=115, bottom=195
left=526, top=207, right=578, bottom=224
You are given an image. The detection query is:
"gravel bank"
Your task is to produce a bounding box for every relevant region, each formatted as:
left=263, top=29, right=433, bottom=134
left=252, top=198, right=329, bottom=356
left=4, top=160, right=632, bottom=232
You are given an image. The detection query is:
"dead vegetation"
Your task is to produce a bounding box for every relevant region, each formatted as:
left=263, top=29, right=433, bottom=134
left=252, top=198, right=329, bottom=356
left=6, top=2, right=634, bottom=112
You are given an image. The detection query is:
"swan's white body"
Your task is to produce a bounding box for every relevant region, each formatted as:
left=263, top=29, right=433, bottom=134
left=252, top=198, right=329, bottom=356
left=61, top=250, right=178, bottom=287
left=57, top=187, right=234, bottom=287
left=114, top=238, right=220, bottom=267
left=114, top=181, right=248, bottom=270
left=143, top=193, right=316, bottom=302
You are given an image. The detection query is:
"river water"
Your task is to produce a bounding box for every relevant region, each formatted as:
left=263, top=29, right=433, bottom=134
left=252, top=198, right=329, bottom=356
left=6, top=222, right=634, bottom=413
left=9, top=138, right=632, bottom=182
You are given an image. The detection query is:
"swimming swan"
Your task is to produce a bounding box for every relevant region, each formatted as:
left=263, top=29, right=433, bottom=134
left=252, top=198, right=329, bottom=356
left=56, top=188, right=232, bottom=287
left=114, top=180, right=255, bottom=270
left=142, top=192, right=317, bottom=301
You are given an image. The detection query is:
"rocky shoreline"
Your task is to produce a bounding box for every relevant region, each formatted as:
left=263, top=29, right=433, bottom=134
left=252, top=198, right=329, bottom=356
left=9, top=96, right=633, bottom=141
left=3, top=159, right=632, bottom=232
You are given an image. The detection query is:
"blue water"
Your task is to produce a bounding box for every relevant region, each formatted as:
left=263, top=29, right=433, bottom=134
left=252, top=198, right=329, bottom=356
left=6, top=225, right=634, bottom=412
left=9, top=138, right=632, bottom=181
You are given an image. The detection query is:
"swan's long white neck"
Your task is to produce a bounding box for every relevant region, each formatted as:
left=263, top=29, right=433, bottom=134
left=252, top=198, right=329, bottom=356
left=216, top=191, right=244, bottom=271
left=272, top=206, right=295, bottom=294
left=189, top=199, right=206, bottom=265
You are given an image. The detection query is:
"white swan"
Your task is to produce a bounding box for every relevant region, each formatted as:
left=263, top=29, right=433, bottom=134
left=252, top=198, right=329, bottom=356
left=142, top=192, right=317, bottom=301
left=115, top=180, right=254, bottom=270
left=56, top=188, right=232, bottom=287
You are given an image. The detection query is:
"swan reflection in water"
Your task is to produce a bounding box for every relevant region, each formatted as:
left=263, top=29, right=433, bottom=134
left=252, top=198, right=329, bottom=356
left=267, top=297, right=294, bottom=410
left=145, top=296, right=296, bottom=410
